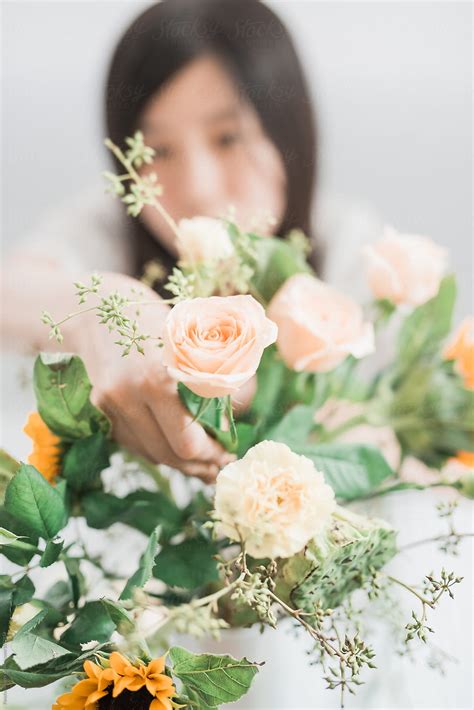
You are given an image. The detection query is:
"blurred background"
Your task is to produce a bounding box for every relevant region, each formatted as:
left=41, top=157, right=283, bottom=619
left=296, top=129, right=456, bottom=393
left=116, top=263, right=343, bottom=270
left=2, top=0, right=472, bottom=313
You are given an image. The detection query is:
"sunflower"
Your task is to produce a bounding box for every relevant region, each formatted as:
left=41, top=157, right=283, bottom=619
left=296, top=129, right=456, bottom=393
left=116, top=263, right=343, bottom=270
left=53, top=659, right=115, bottom=710
left=23, top=411, right=61, bottom=483
left=109, top=652, right=176, bottom=710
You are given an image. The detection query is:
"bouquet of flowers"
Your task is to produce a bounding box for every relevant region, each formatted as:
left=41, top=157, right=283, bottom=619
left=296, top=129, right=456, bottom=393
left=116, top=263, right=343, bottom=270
left=1, top=133, right=472, bottom=710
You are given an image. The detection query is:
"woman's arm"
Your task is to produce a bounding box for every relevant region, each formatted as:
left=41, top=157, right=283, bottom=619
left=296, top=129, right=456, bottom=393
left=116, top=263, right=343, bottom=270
left=1, top=255, right=234, bottom=481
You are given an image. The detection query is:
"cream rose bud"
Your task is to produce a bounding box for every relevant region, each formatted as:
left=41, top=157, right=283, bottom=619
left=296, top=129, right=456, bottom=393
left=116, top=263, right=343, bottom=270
left=214, top=440, right=336, bottom=559
left=267, top=273, right=374, bottom=373
left=162, top=294, right=278, bottom=399
left=364, top=226, right=447, bottom=306
left=176, top=216, right=234, bottom=265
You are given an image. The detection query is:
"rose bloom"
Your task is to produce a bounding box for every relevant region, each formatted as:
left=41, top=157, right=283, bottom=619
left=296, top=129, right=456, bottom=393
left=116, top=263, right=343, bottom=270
left=162, top=294, right=277, bottom=398
left=267, top=273, right=374, bottom=373
left=443, top=317, right=474, bottom=389
left=176, top=216, right=234, bottom=266
left=214, top=440, right=336, bottom=559
left=364, top=226, right=447, bottom=306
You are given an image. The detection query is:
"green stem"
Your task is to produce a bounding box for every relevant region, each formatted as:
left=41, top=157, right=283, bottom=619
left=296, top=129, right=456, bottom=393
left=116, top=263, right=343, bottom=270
left=400, top=532, right=474, bottom=551
left=105, top=138, right=181, bottom=241
left=358, top=480, right=460, bottom=501
left=387, top=575, right=434, bottom=607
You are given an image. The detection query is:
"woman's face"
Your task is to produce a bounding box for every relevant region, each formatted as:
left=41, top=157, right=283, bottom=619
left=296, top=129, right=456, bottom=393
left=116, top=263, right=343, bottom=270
left=138, top=55, right=287, bottom=256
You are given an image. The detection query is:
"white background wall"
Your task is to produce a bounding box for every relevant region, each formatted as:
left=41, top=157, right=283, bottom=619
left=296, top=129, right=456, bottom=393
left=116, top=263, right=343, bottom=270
left=2, top=0, right=472, bottom=314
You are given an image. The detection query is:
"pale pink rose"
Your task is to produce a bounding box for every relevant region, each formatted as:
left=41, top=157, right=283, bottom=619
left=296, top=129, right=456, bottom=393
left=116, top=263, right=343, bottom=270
left=162, top=295, right=278, bottom=398
left=176, top=216, right=234, bottom=265
left=364, top=226, right=447, bottom=306
left=214, top=440, right=336, bottom=558
left=267, top=273, right=374, bottom=373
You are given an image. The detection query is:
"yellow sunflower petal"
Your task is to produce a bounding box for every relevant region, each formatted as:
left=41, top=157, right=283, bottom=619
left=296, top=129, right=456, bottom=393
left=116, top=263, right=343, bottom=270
left=109, top=651, right=133, bottom=675
left=150, top=697, right=173, bottom=710
left=86, top=688, right=110, bottom=705
left=145, top=675, right=175, bottom=697
left=146, top=657, right=165, bottom=675
left=83, top=660, right=102, bottom=679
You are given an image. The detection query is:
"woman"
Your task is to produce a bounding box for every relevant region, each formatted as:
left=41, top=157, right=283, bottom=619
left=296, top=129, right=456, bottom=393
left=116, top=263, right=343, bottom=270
left=2, top=0, right=351, bottom=482
left=3, top=3, right=471, bottom=710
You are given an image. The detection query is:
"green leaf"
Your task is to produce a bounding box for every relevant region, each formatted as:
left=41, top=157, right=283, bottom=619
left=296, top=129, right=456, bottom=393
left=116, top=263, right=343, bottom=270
left=250, top=345, right=287, bottom=427
left=0, top=587, right=14, bottom=646
left=33, top=353, right=110, bottom=441
left=12, top=575, right=35, bottom=607
left=265, top=404, right=317, bottom=448
left=0, top=506, right=39, bottom=565
left=62, top=432, right=110, bottom=490
left=100, top=599, right=135, bottom=634
left=154, top=538, right=219, bottom=589
left=60, top=601, right=116, bottom=647
left=11, top=610, right=70, bottom=669
left=120, top=526, right=161, bottom=600
left=397, top=275, right=456, bottom=368
left=0, top=662, right=69, bottom=689
left=250, top=234, right=312, bottom=303
left=4, top=464, right=67, bottom=540
left=0, top=449, right=20, bottom=505
left=64, top=557, right=84, bottom=608
left=295, top=443, right=394, bottom=500
left=82, top=489, right=183, bottom=539
left=169, top=646, right=259, bottom=706
left=0, top=642, right=113, bottom=689
left=40, top=539, right=64, bottom=567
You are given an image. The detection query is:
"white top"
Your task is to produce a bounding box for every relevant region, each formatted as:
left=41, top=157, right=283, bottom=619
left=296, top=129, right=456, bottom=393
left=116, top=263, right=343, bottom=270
left=11, top=182, right=383, bottom=303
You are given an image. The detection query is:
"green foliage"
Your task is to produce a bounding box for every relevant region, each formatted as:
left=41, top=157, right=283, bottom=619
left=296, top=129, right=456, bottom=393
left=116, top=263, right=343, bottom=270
left=169, top=646, right=259, bottom=708
left=33, top=353, right=110, bottom=441
left=82, top=489, right=183, bottom=539
left=0, top=449, right=20, bottom=504
left=10, top=610, right=70, bottom=669
left=39, top=539, right=64, bottom=568
left=0, top=642, right=113, bottom=690
left=295, top=443, right=394, bottom=500
left=120, top=526, right=161, bottom=600
left=397, top=275, right=456, bottom=369
left=62, top=432, right=110, bottom=491
left=60, top=601, right=116, bottom=647
left=387, top=365, right=474, bottom=466
left=276, top=507, right=397, bottom=610
left=4, top=464, right=67, bottom=540
left=154, top=538, right=219, bottom=590
left=0, top=506, right=39, bottom=565
left=249, top=233, right=312, bottom=303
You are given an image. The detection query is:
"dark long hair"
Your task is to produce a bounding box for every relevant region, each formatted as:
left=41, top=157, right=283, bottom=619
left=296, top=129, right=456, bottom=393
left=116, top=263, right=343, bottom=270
left=105, top=0, right=319, bottom=282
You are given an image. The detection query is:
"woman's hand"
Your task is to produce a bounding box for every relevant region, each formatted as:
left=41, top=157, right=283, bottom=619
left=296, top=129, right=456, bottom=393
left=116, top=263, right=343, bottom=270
left=66, top=273, right=235, bottom=483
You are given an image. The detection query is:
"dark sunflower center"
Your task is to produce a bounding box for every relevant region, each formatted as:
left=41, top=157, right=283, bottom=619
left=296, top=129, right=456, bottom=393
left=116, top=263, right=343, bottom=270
left=97, top=685, right=155, bottom=710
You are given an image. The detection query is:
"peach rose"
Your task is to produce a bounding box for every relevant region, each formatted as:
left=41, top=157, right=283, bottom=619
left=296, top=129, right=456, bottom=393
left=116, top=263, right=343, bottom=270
left=267, top=273, right=374, bottom=373
left=162, top=294, right=277, bottom=398
left=214, top=440, right=336, bottom=558
left=443, top=317, right=474, bottom=389
left=176, top=216, right=234, bottom=266
left=364, top=226, right=447, bottom=306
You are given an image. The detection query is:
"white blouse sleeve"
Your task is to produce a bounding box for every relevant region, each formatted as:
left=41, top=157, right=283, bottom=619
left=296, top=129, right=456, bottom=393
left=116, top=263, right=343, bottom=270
left=8, top=183, right=135, bottom=276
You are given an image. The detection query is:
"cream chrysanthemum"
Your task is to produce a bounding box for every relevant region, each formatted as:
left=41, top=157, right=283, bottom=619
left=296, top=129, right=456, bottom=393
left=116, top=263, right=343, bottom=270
left=214, top=440, right=335, bottom=559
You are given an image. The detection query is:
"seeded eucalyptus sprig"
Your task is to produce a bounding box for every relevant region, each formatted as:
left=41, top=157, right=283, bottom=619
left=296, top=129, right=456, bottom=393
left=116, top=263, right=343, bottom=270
left=387, top=568, right=463, bottom=645
left=41, top=272, right=162, bottom=356
left=104, top=131, right=180, bottom=239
